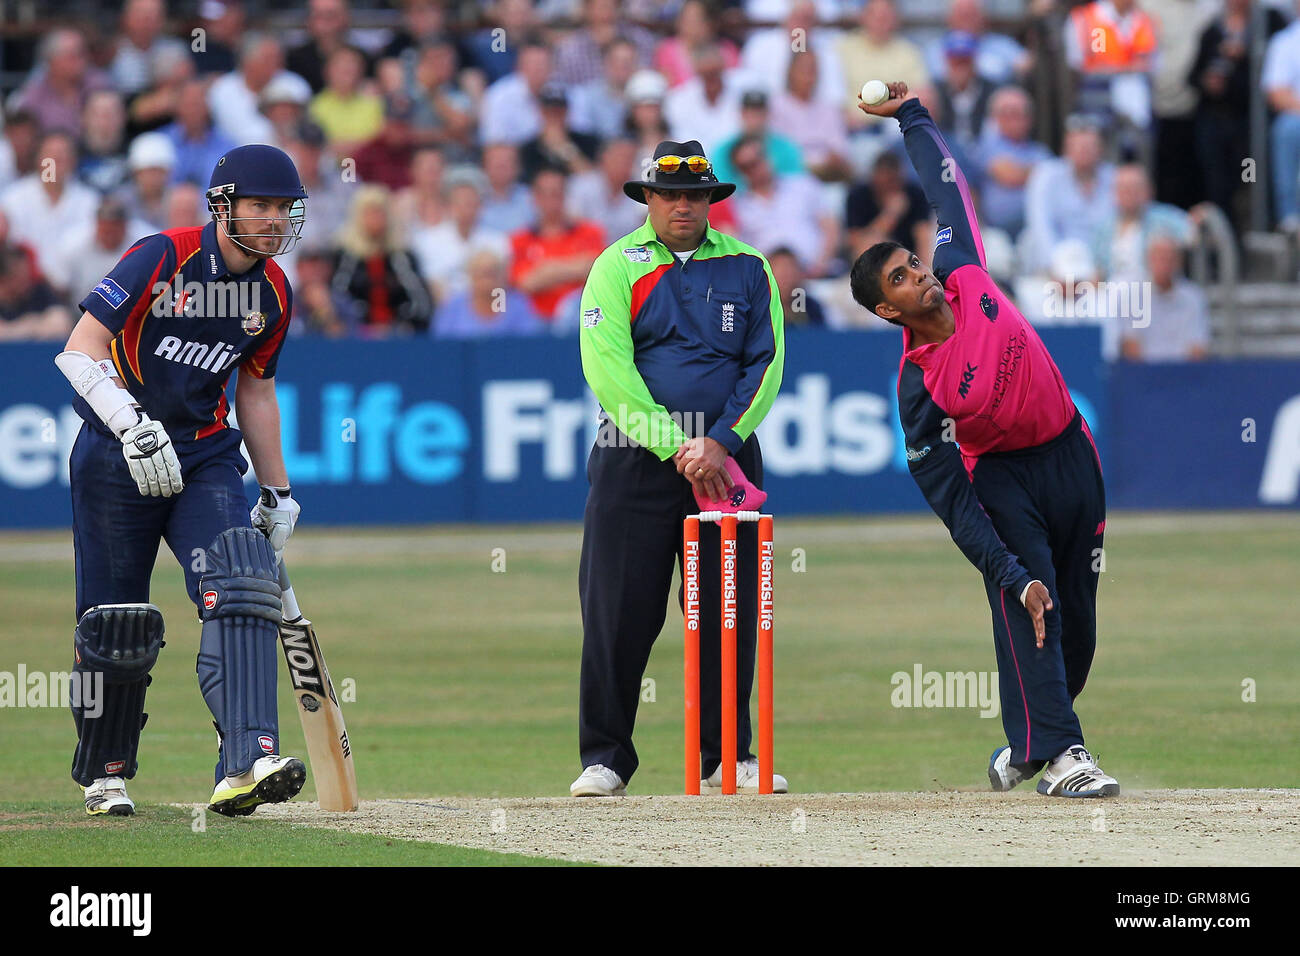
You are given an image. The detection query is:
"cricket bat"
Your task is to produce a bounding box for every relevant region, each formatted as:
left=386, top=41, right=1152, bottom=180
left=278, top=561, right=359, bottom=811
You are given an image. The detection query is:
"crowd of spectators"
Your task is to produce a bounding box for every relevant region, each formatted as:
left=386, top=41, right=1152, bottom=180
left=2, top=0, right=1299, bottom=361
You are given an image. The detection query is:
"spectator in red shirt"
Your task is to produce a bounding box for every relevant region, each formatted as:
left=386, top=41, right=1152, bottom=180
left=509, top=166, right=605, bottom=323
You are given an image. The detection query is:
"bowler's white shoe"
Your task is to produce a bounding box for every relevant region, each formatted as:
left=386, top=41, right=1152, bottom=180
left=702, top=758, right=788, bottom=793
left=1036, top=745, right=1119, bottom=798
left=84, top=777, right=135, bottom=816
left=570, top=764, right=626, bottom=797
left=209, top=754, right=307, bottom=816
left=988, top=746, right=1027, bottom=792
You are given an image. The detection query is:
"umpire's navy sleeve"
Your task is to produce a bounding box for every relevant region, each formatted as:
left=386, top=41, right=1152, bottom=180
left=78, top=233, right=175, bottom=334
left=896, top=98, right=986, bottom=283
left=898, top=359, right=1034, bottom=597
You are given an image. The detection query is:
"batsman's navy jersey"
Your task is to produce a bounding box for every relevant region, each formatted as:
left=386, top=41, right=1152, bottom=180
left=76, top=220, right=292, bottom=467
left=894, top=99, right=1080, bottom=597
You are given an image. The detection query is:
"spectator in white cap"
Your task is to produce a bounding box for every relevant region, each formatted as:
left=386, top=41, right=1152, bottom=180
left=623, top=69, right=671, bottom=163
left=121, top=131, right=177, bottom=230
left=262, top=73, right=314, bottom=147
left=208, top=33, right=307, bottom=145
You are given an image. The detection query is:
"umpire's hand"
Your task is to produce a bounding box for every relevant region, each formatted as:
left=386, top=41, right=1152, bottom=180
left=1021, top=581, right=1054, bottom=649
left=674, top=437, right=733, bottom=502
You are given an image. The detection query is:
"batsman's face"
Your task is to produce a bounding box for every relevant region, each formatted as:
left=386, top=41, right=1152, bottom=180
left=232, top=196, right=295, bottom=256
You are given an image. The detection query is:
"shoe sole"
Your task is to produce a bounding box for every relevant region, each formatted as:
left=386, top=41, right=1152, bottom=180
left=86, top=803, right=135, bottom=817
left=1036, top=779, right=1120, bottom=798
left=570, top=787, right=626, bottom=797
left=210, top=759, right=307, bottom=817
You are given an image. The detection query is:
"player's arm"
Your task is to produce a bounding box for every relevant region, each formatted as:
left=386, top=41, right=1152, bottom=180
left=898, top=360, right=1037, bottom=601
left=859, top=85, right=985, bottom=281
left=240, top=287, right=299, bottom=558
left=235, top=373, right=289, bottom=487
left=579, top=248, right=692, bottom=461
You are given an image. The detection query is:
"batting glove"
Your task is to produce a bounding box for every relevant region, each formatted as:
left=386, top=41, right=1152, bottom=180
left=120, top=413, right=184, bottom=497
left=251, top=485, right=300, bottom=560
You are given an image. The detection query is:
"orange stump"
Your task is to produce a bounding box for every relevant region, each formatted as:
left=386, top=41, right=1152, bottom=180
left=720, top=514, right=738, bottom=795
left=683, top=516, right=701, bottom=795
left=757, top=515, right=774, bottom=794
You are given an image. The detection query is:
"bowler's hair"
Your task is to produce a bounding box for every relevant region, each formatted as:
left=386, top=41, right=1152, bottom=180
left=849, top=240, right=906, bottom=325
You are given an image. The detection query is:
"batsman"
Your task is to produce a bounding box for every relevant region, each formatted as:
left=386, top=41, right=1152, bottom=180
left=56, top=145, right=308, bottom=816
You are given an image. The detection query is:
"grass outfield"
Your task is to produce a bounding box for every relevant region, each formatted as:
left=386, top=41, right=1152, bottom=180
left=1, top=512, right=1296, bottom=864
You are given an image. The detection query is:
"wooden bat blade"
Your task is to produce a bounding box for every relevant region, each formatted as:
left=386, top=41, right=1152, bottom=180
left=279, top=617, right=359, bottom=811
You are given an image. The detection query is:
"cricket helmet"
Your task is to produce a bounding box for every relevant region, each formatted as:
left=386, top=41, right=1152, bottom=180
left=206, top=144, right=308, bottom=257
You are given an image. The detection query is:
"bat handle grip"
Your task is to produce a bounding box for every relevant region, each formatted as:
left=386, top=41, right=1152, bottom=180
left=278, top=560, right=304, bottom=623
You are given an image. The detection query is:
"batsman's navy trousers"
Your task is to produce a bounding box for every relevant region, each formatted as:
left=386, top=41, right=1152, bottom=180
left=970, top=412, right=1105, bottom=773
left=579, top=436, right=763, bottom=785
left=70, top=424, right=252, bottom=619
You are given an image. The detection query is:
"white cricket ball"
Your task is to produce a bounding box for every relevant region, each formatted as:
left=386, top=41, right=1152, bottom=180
left=860, top=79, right=890, bottom=106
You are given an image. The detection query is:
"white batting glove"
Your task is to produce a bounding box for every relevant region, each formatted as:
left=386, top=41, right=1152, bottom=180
left=120, top=414, right=184, bottom=497
left=251, top=485, right=300, bottom=560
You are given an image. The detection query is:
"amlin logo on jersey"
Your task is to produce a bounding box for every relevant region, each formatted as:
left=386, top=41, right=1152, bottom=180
left=153, top=336, right=243, bottom=373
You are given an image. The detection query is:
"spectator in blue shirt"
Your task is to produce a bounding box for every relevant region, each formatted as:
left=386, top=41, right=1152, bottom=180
left=162, top=78, right=237, bottom=186
left=975, top=85, right=1051, bottom=237
left=433, top=246, right=546, bottom=338
left=712, top=90, right=804, bottom=194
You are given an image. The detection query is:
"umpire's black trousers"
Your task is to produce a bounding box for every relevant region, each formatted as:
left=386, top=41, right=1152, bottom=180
left=578, top=435, right=763, bottom=785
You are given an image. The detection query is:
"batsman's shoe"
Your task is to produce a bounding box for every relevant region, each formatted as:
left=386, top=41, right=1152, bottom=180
left=570, top=764, right=626, bottom=797
left=988, top=746, right=1027, bottom=792
left=703, top=758, right=789, bottom=793
left=209, top=754, right=307, bottom=816
left=83, top=776, right=135, bottom=816
left=1036, top=745, right=1119, bottom=798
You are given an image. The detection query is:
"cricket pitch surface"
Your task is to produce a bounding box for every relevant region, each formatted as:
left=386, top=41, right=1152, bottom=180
left=258, top=789, right=1299, bottom=866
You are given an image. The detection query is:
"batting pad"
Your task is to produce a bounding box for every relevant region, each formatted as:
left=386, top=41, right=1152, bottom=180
left=71, top=603, right=165, bottom=786
left=196, top=527, right=283, bottom=778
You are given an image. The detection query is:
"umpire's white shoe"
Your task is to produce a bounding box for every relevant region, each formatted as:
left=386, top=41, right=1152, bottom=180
left=83, top=776, right=135, bottom=816
left=1036, top=745, right=1120, bottom=798
left=988, top=746, right=1027, bottom=792
left=702, top=758, right=789, bottom=793
left=209, top=754, right=307, bottom=816
left=570, top=764, right=626, bottom=797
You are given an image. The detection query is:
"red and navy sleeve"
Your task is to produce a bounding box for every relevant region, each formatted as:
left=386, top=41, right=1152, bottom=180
left=78, top=233, right=175, bottom=335
left=898, top=359, right=1033, bottom=596
left=895, top=98, right=985, bottom=283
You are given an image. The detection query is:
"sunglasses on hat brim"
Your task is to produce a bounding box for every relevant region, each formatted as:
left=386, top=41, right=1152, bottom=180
left=654, top=154, right=712, bottom=175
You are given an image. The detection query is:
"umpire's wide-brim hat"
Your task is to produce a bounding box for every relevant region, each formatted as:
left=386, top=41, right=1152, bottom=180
left=623, top=139, right=736, bottom=204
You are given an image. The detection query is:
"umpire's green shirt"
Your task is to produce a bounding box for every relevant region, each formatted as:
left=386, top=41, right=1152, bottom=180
left=579, top=218, right=785, bottom=459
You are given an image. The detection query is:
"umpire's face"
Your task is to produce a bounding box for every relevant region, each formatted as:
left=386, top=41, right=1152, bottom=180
left=644, top=187, right=710, bottom=249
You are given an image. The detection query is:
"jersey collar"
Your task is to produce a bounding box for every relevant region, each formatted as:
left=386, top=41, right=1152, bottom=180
left=630, top=217, right=721, bottom=255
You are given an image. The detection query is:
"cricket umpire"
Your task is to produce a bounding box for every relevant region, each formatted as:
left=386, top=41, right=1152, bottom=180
left=55, top=145, right=308, bottom=816
left=571, top=141, right=786, bottom=796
